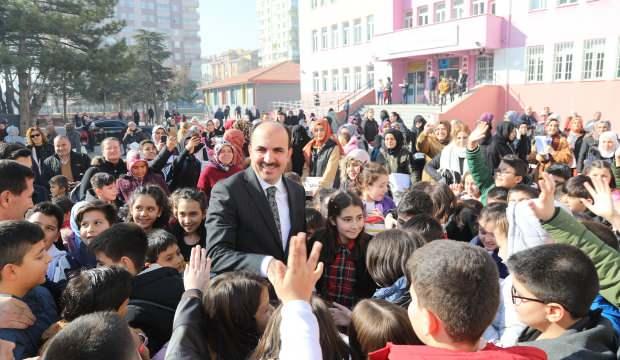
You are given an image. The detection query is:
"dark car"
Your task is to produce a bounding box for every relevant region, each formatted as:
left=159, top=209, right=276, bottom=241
left=80, top=119, right=152, bottom=145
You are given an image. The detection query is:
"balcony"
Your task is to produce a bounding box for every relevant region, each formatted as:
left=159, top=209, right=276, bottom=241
left=375, top=15, right=504, bottom=61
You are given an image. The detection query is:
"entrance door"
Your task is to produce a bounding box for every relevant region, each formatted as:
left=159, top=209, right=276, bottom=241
left=438, top=57, right=460, bottom=81
left=406, top=71, right=426, bottom=104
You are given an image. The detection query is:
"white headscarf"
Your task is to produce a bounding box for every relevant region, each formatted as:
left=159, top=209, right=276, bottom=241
left=597, top=131, right=619, bottom=158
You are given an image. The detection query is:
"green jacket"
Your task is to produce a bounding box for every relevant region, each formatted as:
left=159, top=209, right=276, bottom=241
left=611, top=161, right=620, bottom=189
left=543, top=208, right=620, bottom=307
left=466, top=146, right=494, bottom=205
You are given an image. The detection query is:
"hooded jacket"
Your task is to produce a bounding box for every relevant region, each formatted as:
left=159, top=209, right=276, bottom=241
left=486, top=121, right=517, bottom=172
left=376, top=129, right=421, bottom=184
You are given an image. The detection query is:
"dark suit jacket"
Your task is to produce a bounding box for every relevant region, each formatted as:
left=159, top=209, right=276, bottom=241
left=206, top=167, right=306, bottom=275
left=41, top=151, right=91, bottom=184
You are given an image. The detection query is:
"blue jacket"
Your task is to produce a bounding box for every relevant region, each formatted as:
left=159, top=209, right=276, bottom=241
left=591, top=294, right=620, bottom=336
left=372, top=276, right=410, bottom=307
left=470, top=236, right=509, bottom=278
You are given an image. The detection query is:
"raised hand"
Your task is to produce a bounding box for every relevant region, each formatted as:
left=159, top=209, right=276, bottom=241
left=0, top=297, right=35, bottom=329
left=528, top=172, right=556, bottom=222
left=268, top=232, right=323, bottom=304
left=183, top=245, right=212, bottom=292
left=468, top=122, right=489, bottom=150
left=581, top=176, right=619, bottom=222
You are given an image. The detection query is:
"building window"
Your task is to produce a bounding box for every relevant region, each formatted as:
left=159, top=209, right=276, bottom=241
left=321, top=27, right=328, bottom=49
left=417, top=6, right=429, bottom=26
left=526, top=45, right=545, bottom=82
left=451, top=0, right=465, bottom=19
left=529, top=0, right=547, bottom=10
left=342, top=22, right=350, bottom=46
left=404, top=10, right=414, bottom=28
left=582, top=38, right=605, bottom=80
left=366, top=64, right=374, bottom=88
left=472, top=0, right=485, bottom=15
left=353, top=19, right=362, bottom=44
left=558, top=0, right=577, bottom=5
left=434, top=2, right=446, bottom=23
left=366, top=15, right=374, bottom=41
left=553, top=42, right=574, bottom=81
left=490, top=1, right=496, bottom=14
left=616, top=38, right=620, bottom=78
left=330, top=25, right=338, bottom=48
left=354, top=67, right=362, bottom=90
left=312, top=72, right=319, bottom=92
left=332, top=69, right=339, bottom=91
left=476, top=55, right=494, bottom=84
left=312, top=30, right=318, bottom=52
left=342, top=68, right=350, bottom=91
left=311, top=0, right=318, bottom=9
left=321, top=71, right=328, bottom=92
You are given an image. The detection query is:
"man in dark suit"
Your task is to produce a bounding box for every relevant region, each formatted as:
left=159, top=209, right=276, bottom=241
left=206, top=121, right=306, bottom=276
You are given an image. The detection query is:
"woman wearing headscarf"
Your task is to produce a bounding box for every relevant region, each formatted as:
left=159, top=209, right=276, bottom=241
left=485, top=121, right=518, bottom=173
left=425, top=124, right=470, bottom=184
left=529, top=117, right=573, bottom=173
left=291, top=124, right=311, bottom=176
left=376, top=128, right=419, bottom=184
left=303, top=117, right=342, bottom=189
left=197, top=141, right=242, bottom=201
left=410, top=115, right=427, bottom=152
left=223, top=128, right=246, bottom=168
left=232, top=119, right=251, bottom=158
left=585, top=131, right=619, bottom=168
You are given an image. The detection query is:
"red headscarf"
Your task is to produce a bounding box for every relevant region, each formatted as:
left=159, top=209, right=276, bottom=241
left=302, top=117, right=342, bottom=165
left=223, top=129, right=245, bottom=167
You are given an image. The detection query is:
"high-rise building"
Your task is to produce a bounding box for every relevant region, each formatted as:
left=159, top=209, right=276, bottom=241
left=256, top=0, right=300, bottom=67
left=114, top=0, right=202, bottom=81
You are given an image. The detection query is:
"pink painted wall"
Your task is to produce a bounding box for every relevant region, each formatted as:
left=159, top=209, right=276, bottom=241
left=439, top=85, right=506, bottom=129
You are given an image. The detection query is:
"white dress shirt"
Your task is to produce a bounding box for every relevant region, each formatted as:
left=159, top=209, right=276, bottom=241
left=257, top=175, right=291, bottom=277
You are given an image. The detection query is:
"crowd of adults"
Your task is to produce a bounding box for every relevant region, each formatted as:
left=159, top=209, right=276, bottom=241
left=0, top=103, right=618, bottom=360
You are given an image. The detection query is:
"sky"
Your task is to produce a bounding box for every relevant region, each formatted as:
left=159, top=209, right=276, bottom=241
left=199, top=0, right=259, bottom=58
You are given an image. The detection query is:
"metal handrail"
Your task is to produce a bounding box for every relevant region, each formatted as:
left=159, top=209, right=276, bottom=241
left=336, top=85, right=372, bottom=111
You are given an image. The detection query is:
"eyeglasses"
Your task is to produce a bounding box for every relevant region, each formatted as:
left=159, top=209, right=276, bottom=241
left=496, top=168, right=516, bottom=176
left=511, top=285, right=546, bottom=306
left=31, top=133, right=41, bottom=138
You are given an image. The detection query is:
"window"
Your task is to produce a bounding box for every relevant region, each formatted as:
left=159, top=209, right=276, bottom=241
left=490, top=1, right=496, bottom=14
left=354, top=67, right=362, bottom=90
left=553, top=42, right=574, bottom=81
left=312, top=72, right=319, bottom=92
left=558, top=0, right=577, bottom=4
left=311, top=0, right=318, bottom=9
left=526, top=45, right=545, bottom=82
left=342, top=68, right=350, bottom=91
left=417, top=6, right=429, bottom=26
left=312, top=30, right=318, bottom=52
left=404, top=11, right=414, bottom=28
left=366, top=64, right=374, bottom=88
left=472, top=0, right=485, bottom=15
left=529, top=0, right=547, bottom=10
left=330, top=24, right=338, bottom=48
left=321, top=71, right=328, bottom=92
left=616, top=38, right=620, bottom=78
left=476, top=55, right=494, bottom=84
left=332, top=69, right=339, bottom=91
left=434, top=2, right=446, bottom=23
left=321, top=27, right=328, bottom=49
left=342, top=22, right=350, bottom=46
left=366, top=15, right=374, bottom=41
left=353, top=19, right=362, bottom=44
left=451, top=0, right=465, bottom=19
left=582, top=38, right=605, bottom=80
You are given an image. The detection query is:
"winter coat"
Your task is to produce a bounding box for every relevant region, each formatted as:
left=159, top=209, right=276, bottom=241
left=486, top=121, right=518, bottom=173
left=291, top=124, right=311, bottom=176
left=362, top=117, right=379, bottom=144
left=196, top=162, right=242, bottom=202
left=116, top=171, right=169, bottom=203
left=77, top=159, right=127, bottom=201
left=41, top=152, right=91, bottom=183
left=28, top=143, right=54, bottom=170
left=164, top=289, right=209, bottom=360
left=305, top=138, right=341, bottom=189
left=467, top=146, right=496, bottom=205
left=372, top=276, right=410, bottom=307
left=166, top=148, right=202, bottom=192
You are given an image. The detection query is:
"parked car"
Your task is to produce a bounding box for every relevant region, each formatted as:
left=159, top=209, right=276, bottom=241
left=79, top=119, right=152, bottom=145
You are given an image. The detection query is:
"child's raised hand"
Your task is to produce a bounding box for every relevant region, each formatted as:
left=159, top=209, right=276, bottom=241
left=581, top=176, right=619, bottom=222
left=468, top=122, right=489, bottom=150
left=528, top=172, right=556, bottom=222
left=183, top=245, right=212, bottom=292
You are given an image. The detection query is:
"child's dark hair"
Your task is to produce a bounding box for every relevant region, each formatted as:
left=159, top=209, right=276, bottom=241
left=43, top=311, right=136, bottom=360
left=139, top=139, right=155, bottom=148
left=26, top=202, right=64, bottom=230
left=563, top=175, right=593, bottom=200
left=90, top=172, right=115, bottom=189
left=581, top=220, right=619, bottom=250
left=507, top=244, right=599, bottom=318
left=401, top=214, right=444, bottom=242
left=545, top=163, right=572, bottom=181
left=146, top=229, right=178, bottom=263
left=487, top=186, right=509, bottom=203
left=406, top=240, right=499, bottom=344
left=479, top=202, right=508, bottom=237
left=327, top=191, right=364, bottom=228
left=585, top=160, right=615, bottom=188
left=49, top=175, right=69, bottom=191
left=204, top=271, right=268, bottom=359
left=397, top=190, right=433, bottom=218
left=366, top=229, right=426, bottom=288
left=126, top=185, right=171, bottom=229
left=500, top=154, right=528, bottom=178
left=52, top=196, right=74, bottom=214
left=305, top=207, right=325, bottom=233
left=0, top=159, right=34, bottom=195
left=349, top=299, right=420, bottom=359
left=508, top=184, right=541, bottom=201
left=171, top=187, right=208, bottom=213
left=253, top=296, right=350, bottom=360
left=75, top=200, right=118, bottom=228
left=61, top=266, right=133, bottom=321
left=88, top=223, right=148, bottom=271
left=0, top=221, right=44, bottom=274
left=360, top=162, right=388, bottom=190
left=427, top=182, right=457, bottom=224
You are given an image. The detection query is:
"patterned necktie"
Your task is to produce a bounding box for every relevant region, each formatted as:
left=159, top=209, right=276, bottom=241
left=266, top=186, right=282, bottom=240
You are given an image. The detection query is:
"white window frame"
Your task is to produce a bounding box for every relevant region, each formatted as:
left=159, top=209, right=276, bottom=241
left=312, top=30, right=318, bottom=52
left=417, top=6, right=429, bottom=26
left=434, top=2, right=446, bottom=23
left=342, top=68, right=350, bottom=91
left=616, top=38, right=620, bottom=78
left=321, top=27, right=328, bottom=49
left=451, top=0, right=465, bottom=19
left=321, top=71, right=328, bottom=92
left=353, top=19, right=362, bottom=44
left=476, top=54, right=494, bottom=84
left=526, top=45, right=545, bottom=82
left=354, top=67, right=362, bottom=90
left=582, top=38, right=606, bottom=80
left=529, top=0, right=547, bottom=10
left=342, top=22, right=350, bottom=46
left=558, top=0, right=577, bottom=5
left=330, top=24, right=338, bottom=48
left=312, top=72, right=320, bottom=92
left=366, top=64, right=374, bottom=88
left=472, top=0, right=485, bottom=15
left=404, top=11, right=414, bottom=28
left=332, top=69, right=340, bottom=91
left=553, top=42, right=574, bottom=81
left=366, top=15, right=374, bottom=41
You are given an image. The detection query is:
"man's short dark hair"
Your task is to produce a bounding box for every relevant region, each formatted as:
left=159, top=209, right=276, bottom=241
left=366, top=229, right=426, bottom=287
left=305, top=208, right=325, bottom=233
left=401, top=214, right=444, bottom=242
left=6, top=147, right=32, bottom=160
left=75, top=201, right=118, bottom=228
left=500, top=154, right=528, bottom=178
left=146, top=229, right=178, bottom=263
left=406, top=240, right=499, bottom=343
left=26, top=202, right=64, bottom=230
left=487, top=186, right=509, bottom=203
left=545, top=164, right=572, bottom=181
left=52, top=196, right=74, bottom=214
left=0, top=221, right=44, bottom=276
left=508, top=184, right=540, bottom=200
left=563, top=175, right=593, bottom=200
left=89, top=223, right=148, bottom=271
left=90, top=172, right=115, bottom=189
left=49, top=175, right=69, bottom=190
left=139, top=139, right=155, bottom=148
left=43, top=311, right=137, bottom=360
left=507, top=244, right=598, bottom=318
left=61, top=266, right=133, bottom=321
left=0, top=160, right=34, bottom=195
left=397, top=190, right=434, bottom=217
